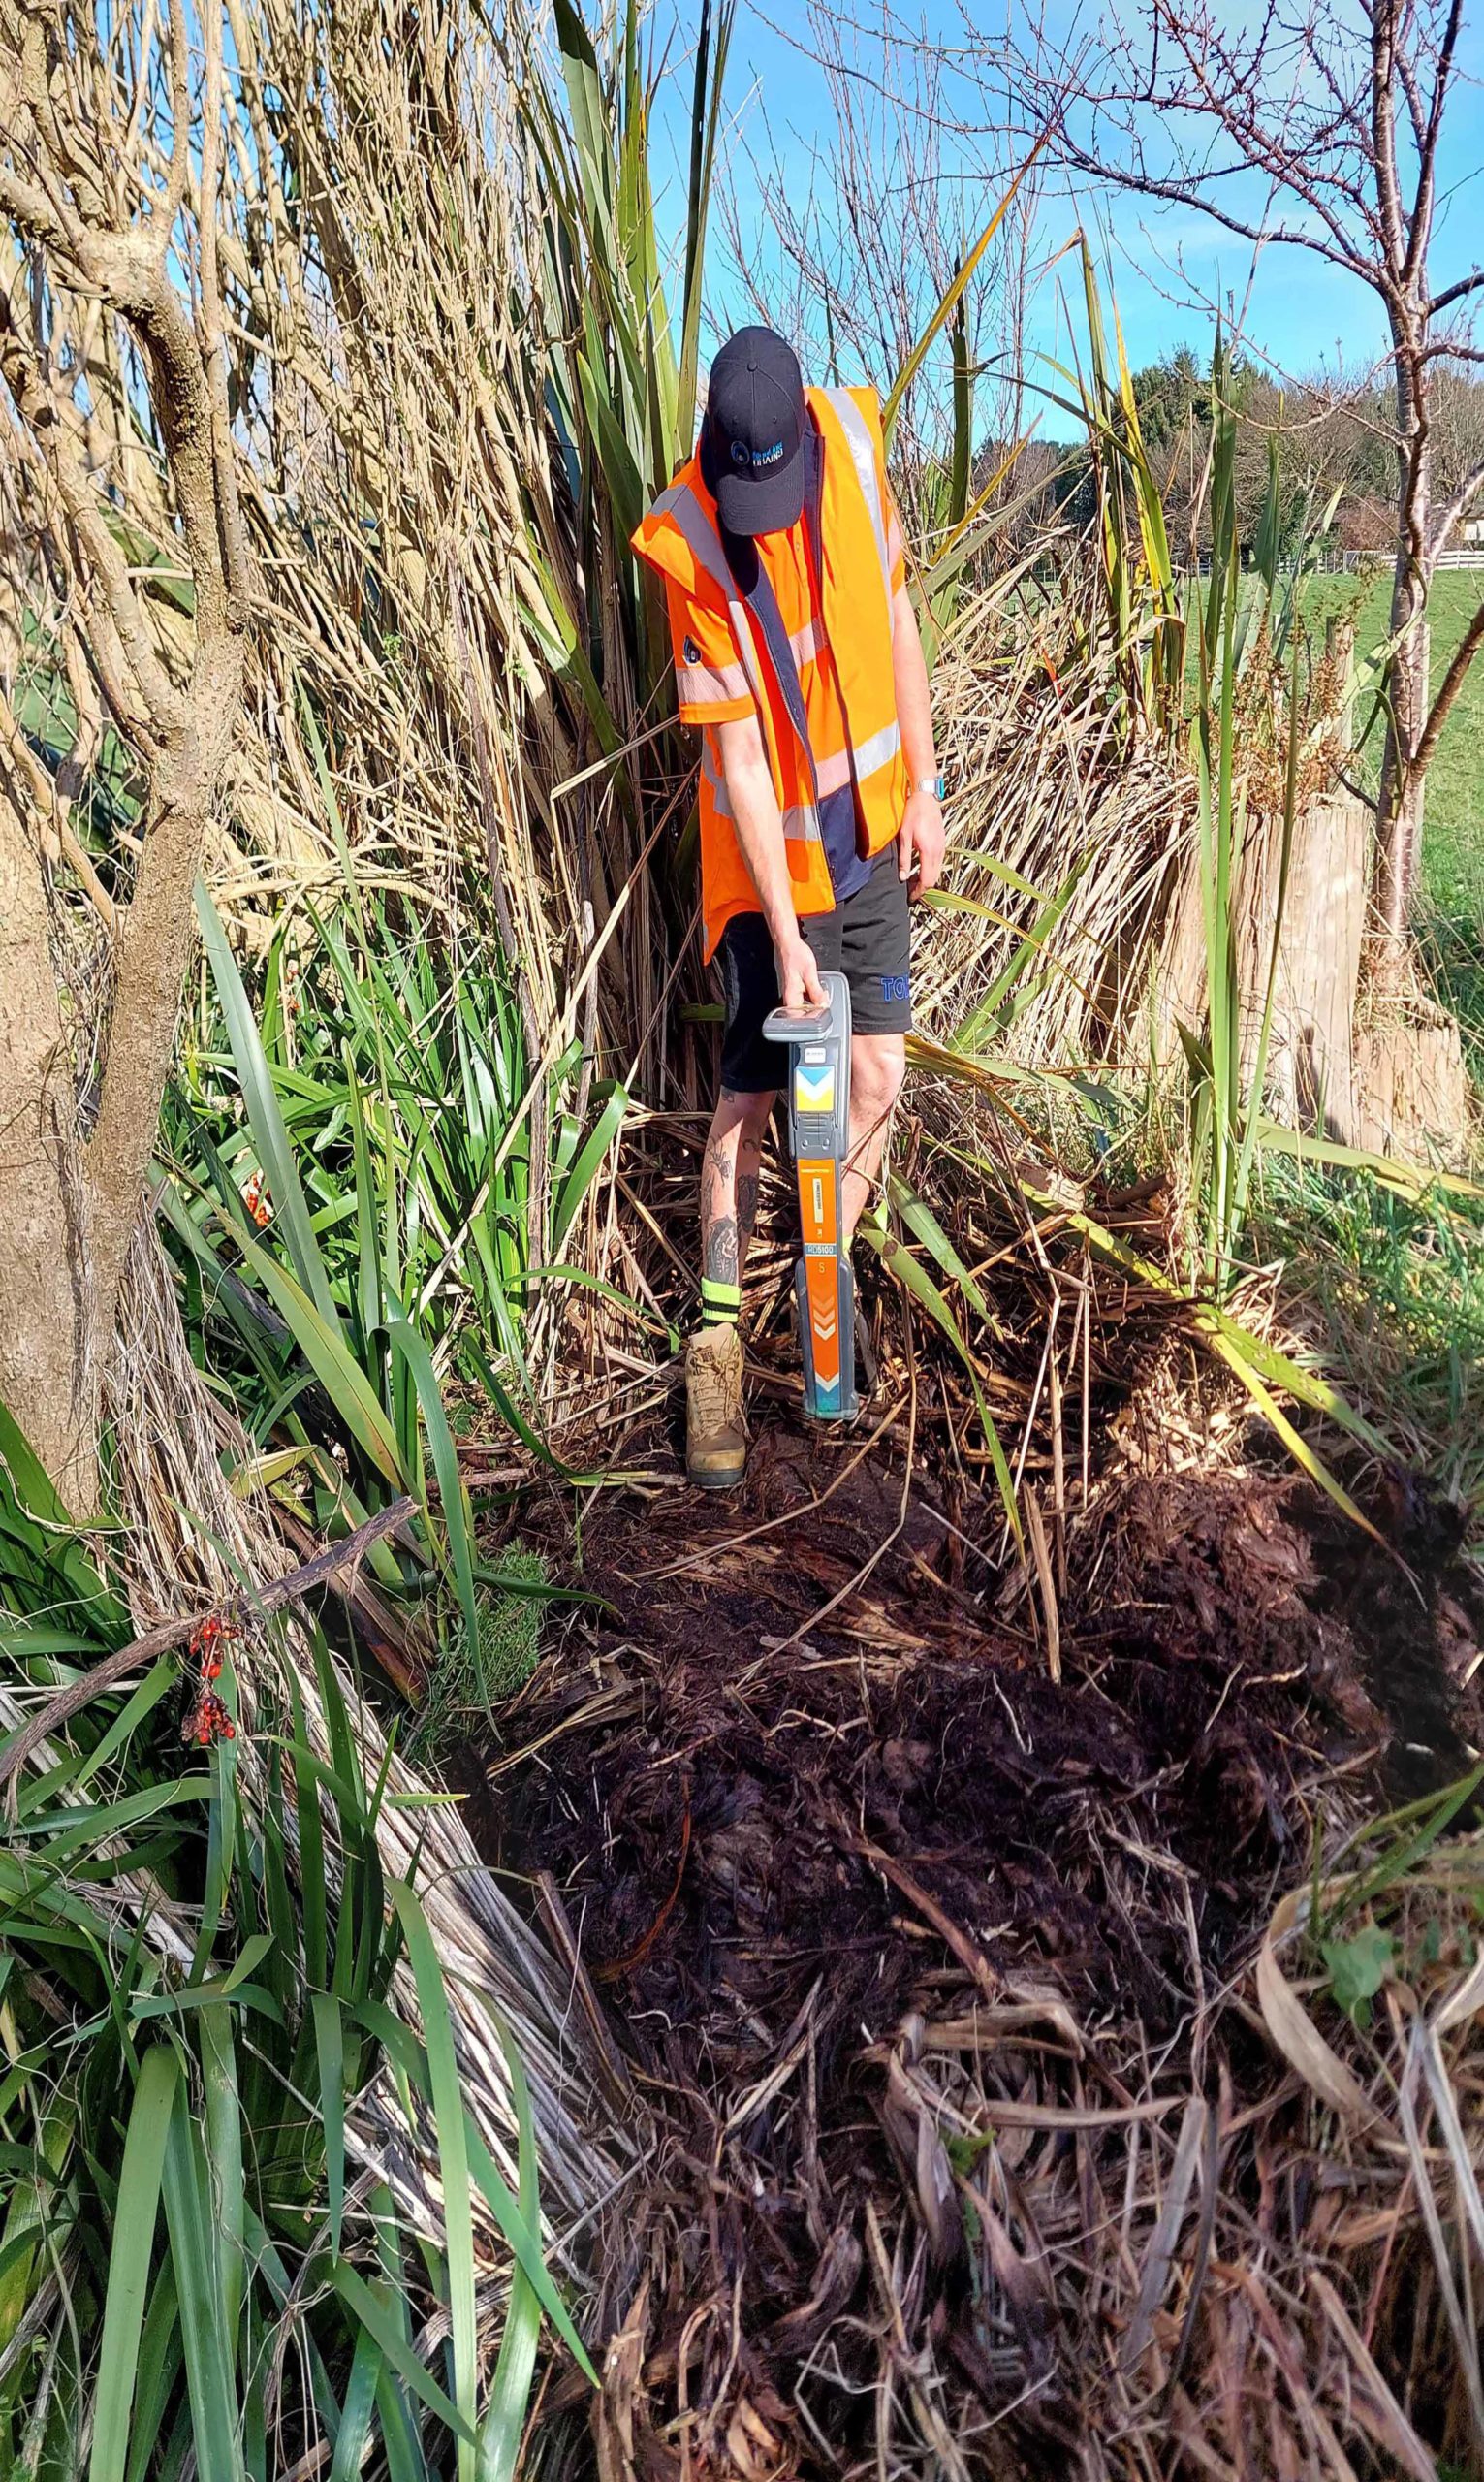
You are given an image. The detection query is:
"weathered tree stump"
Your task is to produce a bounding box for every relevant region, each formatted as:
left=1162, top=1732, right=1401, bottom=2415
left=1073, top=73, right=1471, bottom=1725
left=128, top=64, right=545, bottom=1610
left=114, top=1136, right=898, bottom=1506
left=1352, top=981, right=1471, bottom=1165
left=1152, top=790, right=1470, bottom=1164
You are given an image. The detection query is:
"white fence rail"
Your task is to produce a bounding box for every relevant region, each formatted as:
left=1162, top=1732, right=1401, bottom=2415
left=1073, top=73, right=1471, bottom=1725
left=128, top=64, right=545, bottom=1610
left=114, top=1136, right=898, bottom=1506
left=1310, top=547, right=1484, bottom=575
left=1171, top=548, right=1484, bottom=578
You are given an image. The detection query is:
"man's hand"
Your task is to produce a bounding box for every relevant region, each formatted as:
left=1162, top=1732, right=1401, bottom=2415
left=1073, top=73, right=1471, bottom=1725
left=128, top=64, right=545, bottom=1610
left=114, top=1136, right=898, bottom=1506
left=774, top=927, right=827, bottom=1011
left=898, top=787, right=946, bottom=895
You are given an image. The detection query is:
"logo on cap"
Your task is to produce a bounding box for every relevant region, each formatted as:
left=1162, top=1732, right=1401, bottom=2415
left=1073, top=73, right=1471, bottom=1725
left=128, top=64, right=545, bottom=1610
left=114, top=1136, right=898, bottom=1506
left=729, top=437, right=750, bottom=466
left=751, top=440, right=785, bottom=468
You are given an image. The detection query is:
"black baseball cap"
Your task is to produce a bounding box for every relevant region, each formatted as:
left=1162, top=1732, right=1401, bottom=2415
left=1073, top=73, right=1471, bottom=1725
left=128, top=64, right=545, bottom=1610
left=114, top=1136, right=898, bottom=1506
left=701, top=326, right=806, bottom=535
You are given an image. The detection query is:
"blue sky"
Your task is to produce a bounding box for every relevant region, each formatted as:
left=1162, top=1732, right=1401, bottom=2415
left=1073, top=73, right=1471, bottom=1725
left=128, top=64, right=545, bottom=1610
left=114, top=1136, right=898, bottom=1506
left=649, top=1, right=1484, bottom=440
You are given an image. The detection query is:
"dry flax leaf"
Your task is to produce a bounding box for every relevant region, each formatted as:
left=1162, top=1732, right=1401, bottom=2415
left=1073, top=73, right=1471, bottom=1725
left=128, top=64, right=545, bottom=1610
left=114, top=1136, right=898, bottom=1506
left=975, top=2183, right=1058, bottom=2337
left=1255, top=1892, right=1382, bottom=2131
left=1024, top=1485, right=1061, bottom=1680
left=1397, top=2019, right=1484, bottom=2456
left=723, top=2398, right=787, bottom=2480
left=1121, top=2094, right=1208, bottom=2375
left=595, top=2278, right=653, bottom=2482
left=1308, top=2270, right=1438, bottom=2482
left=920, top=1988, right=1086, bottom=2058
left=724, top=1975, right=821, bottom=2135
left=1238, top=2267, right=1364, bottom=2482
left=1417, top=2016, right=1484, bottom=2270
left=768, top=2222, right=863, bottom=2354
left=1431, top=1946, right=1484, bottom=2035
left=939, top=2092, right=1184, bottom=2132
left=881, top=2054, right=963, bottom=2269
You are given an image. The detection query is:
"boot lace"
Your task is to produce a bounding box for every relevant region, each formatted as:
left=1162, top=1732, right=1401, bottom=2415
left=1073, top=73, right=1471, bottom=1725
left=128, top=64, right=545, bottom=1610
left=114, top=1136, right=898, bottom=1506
left=690, top=1332, right=742, bottom=1433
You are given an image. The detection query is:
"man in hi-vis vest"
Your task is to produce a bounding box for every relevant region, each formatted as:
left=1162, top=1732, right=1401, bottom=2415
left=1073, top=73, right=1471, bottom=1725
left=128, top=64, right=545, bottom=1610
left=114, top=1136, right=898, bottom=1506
left=633, top=326, right=945, bottom=1489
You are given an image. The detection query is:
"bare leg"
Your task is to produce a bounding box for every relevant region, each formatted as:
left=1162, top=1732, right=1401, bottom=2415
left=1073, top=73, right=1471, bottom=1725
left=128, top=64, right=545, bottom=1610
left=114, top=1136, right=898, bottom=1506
left=842, top=1033, right=905, bottom=1238
left=700, top=1087, right=775, bottom=1297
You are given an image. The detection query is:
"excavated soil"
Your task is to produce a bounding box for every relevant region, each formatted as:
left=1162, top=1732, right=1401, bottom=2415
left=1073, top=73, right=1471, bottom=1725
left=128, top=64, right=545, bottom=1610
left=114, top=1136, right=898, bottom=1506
left=476, top=1433, right=1483, bottom=2020
left=459, top=1415, right=1484, bottom=2475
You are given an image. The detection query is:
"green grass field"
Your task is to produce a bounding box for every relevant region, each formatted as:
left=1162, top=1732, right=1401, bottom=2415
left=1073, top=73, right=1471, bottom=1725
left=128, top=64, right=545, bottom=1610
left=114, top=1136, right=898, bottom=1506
left=1299, top=566, right=1484, bottom=924
left=1181, top=566, right=1481, bottom=921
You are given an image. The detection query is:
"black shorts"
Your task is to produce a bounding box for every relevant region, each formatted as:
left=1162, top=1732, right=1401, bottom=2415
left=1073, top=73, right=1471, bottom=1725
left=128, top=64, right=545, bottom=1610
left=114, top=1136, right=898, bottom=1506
left=716, top=856, right=912, bottom=1094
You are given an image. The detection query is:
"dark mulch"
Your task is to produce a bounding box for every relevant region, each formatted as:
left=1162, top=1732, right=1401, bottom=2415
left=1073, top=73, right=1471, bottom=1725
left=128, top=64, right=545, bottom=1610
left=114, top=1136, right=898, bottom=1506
left=477, top=1435, right=1480, bottom=2030
left=458, top=1413, right=1484, bottom=2476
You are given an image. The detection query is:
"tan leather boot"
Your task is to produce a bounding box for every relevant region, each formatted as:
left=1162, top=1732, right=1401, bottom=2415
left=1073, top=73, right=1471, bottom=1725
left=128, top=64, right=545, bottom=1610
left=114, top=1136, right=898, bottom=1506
left=685, top=1322, right=747, bottom=1490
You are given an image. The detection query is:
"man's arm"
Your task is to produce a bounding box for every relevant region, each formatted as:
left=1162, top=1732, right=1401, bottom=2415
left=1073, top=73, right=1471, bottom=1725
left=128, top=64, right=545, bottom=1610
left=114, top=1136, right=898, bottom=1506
left=891, top=579, right=945, bottom=894
left=712, top=714, right=826, bottom=1010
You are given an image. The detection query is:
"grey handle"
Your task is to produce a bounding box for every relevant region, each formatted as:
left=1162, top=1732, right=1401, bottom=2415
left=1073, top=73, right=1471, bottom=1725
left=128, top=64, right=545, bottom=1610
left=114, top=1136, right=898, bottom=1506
left=762, top=969, right=850, bottom=1048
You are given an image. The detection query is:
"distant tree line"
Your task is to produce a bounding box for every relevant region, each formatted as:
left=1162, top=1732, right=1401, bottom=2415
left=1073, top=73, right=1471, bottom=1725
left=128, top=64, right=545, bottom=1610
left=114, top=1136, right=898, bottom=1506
left=992, top=355, right=1484, bottom=568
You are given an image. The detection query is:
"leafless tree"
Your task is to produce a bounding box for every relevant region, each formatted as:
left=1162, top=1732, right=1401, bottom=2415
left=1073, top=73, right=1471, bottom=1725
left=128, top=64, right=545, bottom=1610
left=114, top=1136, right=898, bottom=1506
left=715, top=6, right=1042, bottom=535
left=0, top=0, right=249, bottom=1510
left=1006, top=0, right=1484, bottom=942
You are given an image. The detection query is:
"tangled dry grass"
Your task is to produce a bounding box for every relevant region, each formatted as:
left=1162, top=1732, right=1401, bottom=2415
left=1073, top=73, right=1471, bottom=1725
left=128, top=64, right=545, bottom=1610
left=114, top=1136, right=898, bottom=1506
left=920, top=560, right=1195, bottom=1065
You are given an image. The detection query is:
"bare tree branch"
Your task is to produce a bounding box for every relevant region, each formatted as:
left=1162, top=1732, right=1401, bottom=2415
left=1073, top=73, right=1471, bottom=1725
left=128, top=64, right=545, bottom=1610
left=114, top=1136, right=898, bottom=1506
left=0, top=281, right=178, bottom=740
left=1414, top=594, right=1484, bottom=777
left=0, top=678, right=117, bottom=928
left=995, top=0, right=1480, bottom=939
left=1431, top=269, right=1484, bottom=318
left=1429, top=453, right=1484, bottom=557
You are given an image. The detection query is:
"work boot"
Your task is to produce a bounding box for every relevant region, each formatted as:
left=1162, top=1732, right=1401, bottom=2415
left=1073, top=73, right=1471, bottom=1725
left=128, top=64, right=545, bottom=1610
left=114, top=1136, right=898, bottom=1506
left=685, top=1322, right=747, bottom=1491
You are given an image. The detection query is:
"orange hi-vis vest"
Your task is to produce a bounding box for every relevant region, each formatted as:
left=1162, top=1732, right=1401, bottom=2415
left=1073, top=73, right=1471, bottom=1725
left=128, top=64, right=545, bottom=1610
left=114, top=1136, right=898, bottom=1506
left=631, top=385, right=908, bottom=960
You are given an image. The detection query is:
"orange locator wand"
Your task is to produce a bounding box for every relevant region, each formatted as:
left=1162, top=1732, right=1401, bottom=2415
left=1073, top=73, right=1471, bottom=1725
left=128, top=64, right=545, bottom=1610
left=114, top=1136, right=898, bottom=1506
left=762, top=971, right=859, bottom=1421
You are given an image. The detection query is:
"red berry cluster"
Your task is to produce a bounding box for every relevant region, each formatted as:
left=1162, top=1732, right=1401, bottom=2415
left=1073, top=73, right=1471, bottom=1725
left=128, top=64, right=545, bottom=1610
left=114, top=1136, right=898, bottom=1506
left=241, top=1167, right=272, bottom=1228
left=182, top=1613, right=239, bottom=1747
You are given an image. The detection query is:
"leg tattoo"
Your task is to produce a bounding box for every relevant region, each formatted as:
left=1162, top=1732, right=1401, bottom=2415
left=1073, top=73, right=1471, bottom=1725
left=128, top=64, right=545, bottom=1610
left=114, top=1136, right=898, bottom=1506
left=736, top=1166, right=760, bottom=1254
left=699, top=1090, right=772, bottom=1323
left=706, top=1215, right=740, bottom=1285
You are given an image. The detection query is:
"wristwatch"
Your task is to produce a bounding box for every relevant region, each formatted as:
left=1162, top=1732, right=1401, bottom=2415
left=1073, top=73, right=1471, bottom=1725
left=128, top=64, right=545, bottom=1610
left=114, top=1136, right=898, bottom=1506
left=913, top=774, right=945, bottom=800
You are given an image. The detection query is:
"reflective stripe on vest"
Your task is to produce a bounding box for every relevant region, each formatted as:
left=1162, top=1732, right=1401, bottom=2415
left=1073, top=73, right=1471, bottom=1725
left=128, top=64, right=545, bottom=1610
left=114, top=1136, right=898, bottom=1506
left=699, top=732, right=730, bottom=813
left=678, top=653, right=750, bottom=709
left=847, top=716, right=901, bottom=781
left=650, top=481, right=769, bottom=715
left=809, top=391, right=900, bottom=808
left=819, top=388, right=893, bottom=601
left=652, top=479, right=823, bottom=848
left=701, top=735, right=821, bottom=846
